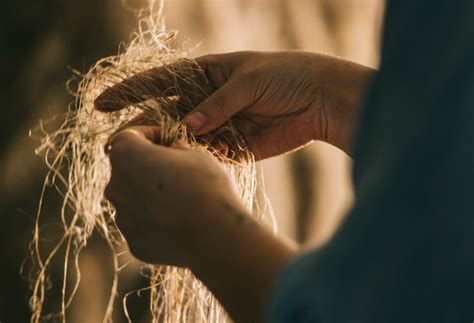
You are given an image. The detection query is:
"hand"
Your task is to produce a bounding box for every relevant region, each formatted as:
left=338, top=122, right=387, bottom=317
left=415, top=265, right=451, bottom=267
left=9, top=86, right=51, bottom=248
left=95, top=51, right=375, bottom=159
left=104, top=126, right=244, bottom=267
left=105, top=126, right=297, bottom=322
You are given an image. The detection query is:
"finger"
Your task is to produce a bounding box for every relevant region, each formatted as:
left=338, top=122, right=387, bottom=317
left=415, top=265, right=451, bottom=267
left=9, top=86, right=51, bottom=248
left=106, top=128, right=162, bottom=176
left=94, top=59, right=209, bottom=111
left=107, top=125, right=161, bottom=152
left=107, top=127, right=161, bottom=161
left=183, top=78, right=253, bottom=135
left=194, top=53, right=235, bottom=88
left=108, top=126, right=191, bottom=157
left=195, top=52, right=257, bottom=86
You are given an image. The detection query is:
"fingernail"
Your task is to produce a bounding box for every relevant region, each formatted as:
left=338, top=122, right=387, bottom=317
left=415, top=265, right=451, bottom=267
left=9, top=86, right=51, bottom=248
left=94, top=96, right=116, bottom=111
left=94, top=96, right=107, bottom=110
left=184, top=112, right=207, bottom=133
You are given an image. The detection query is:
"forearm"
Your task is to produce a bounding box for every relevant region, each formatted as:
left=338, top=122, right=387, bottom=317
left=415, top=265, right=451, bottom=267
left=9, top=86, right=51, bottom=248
left=314, top=55, right=376, bottom=156
left=190, top=200, right=297, bottom=323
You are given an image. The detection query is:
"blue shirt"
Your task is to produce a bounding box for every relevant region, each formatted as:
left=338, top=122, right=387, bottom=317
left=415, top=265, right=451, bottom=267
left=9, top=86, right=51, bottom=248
left=267, top=1, right=474, bottom=322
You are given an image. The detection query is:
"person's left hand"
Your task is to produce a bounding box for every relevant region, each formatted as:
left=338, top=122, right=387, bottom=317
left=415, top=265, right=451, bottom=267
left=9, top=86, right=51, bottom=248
left=104, top=126, right=246, bottom=267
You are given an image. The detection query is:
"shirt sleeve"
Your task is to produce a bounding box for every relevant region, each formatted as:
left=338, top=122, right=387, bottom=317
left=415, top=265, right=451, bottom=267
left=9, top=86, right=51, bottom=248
left=267, top=1, right=474, bottom=322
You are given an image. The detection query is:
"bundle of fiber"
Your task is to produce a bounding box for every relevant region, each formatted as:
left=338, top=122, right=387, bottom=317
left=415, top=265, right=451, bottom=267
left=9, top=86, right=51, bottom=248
left=28, top=1, right=269, bottom=322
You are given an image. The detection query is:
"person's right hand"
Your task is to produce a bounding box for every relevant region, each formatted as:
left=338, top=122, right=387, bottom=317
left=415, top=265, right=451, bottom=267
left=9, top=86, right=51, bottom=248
left=95, top=51, right=374, bottom=159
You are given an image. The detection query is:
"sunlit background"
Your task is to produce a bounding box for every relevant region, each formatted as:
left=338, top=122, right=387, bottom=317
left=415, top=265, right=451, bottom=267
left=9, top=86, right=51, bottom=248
left=1, top=0, right=384, bottom=321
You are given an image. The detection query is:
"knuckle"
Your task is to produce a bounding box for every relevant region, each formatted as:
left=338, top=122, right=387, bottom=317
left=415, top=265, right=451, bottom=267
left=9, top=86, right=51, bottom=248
left=205, top=57, right=221, bottom=72
left=208, top=66, right=226, bottom=88
left=198, top=54, right=228, bottom=87
left=199, top=54, right=219, bottom=66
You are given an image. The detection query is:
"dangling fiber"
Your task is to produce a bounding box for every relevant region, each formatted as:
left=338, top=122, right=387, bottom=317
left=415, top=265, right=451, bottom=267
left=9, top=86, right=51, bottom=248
left=27, top=0, right=269, bottom=322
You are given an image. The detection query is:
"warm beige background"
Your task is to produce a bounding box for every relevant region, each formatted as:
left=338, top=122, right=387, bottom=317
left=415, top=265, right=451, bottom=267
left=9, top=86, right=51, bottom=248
left=0, top=1, right=384, bottom=321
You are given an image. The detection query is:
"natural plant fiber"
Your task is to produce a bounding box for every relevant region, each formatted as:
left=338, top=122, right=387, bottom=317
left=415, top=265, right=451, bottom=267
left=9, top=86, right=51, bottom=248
left=27, top=1, right=270, bottom=322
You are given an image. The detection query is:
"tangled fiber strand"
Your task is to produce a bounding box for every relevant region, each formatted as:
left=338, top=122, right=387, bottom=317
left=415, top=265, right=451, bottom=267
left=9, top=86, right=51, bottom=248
left=28, top=1, right=271, bottom=322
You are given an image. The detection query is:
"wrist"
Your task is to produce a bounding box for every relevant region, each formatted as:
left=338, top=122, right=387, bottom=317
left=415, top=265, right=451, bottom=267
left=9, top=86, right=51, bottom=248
left=312, top=55, right=376, bottom=156
left=186, top=195, right=297, bottom=322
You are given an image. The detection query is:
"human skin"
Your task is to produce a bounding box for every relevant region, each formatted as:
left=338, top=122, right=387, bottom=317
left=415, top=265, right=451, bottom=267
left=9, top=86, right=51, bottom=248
left=96, top=51, right=375, bottom=322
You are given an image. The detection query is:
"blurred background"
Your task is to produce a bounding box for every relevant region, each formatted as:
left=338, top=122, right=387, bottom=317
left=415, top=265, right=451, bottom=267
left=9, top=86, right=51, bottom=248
left=0, top=0, right=384, bottom=322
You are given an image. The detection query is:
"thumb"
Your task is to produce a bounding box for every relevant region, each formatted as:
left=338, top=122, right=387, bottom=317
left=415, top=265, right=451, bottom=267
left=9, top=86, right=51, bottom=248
left=107, top=126, right=191, bottom=158
left=107, top=128, right=155, bottom=158
left=106, top=125, right=161, bottom=152
left=183, top=79, right=252, bottom=135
